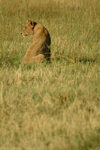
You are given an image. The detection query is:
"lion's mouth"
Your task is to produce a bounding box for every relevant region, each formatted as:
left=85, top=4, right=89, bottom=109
left=21, top=32, right=28, bottom=37
left=22, top=34, right=28, bottom=38
left=23, top=35, right=27, bottom=37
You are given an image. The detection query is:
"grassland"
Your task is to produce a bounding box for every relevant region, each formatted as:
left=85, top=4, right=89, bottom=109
left=0, top=0, right=100, bottom=150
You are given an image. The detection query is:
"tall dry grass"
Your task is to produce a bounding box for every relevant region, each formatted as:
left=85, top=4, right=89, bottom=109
left=0, top=0, right=100, bottom=150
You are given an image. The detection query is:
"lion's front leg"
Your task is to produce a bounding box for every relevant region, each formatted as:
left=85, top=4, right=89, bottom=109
left=23, top=54, right=45, bottom=63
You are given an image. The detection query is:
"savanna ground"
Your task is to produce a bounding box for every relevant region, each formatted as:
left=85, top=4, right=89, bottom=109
left=0, top=0, right=100, bottom=150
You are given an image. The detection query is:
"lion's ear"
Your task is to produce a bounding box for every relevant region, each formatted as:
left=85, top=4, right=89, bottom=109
left=30, top=20, right=37, bottom=27
left=27, top=19, right=37, bottom=27
left=27, top=19, right=32, bottom=23
left=30, top=20, right=34, bottom=26
left=33, top=21, right=37, bottom=26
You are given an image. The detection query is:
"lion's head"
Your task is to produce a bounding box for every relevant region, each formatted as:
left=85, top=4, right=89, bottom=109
left=21, top=20, right=37, bottom=36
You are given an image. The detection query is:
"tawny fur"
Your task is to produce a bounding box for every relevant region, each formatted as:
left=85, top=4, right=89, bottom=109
left=21, top=20, right=51, bottom=63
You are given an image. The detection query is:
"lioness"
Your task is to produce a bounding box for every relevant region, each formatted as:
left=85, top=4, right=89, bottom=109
left=21, top=20, right=51, bottom=63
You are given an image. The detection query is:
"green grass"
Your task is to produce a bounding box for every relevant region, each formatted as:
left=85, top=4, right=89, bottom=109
left=0, top=0, right=100, bottom=150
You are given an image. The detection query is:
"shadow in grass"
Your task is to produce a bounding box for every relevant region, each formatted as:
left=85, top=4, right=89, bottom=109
left=51, top=55, right=97, bottom=64
left=76, top=57, right=96, bottom=64
left=0, top=50, right=97, bottom=69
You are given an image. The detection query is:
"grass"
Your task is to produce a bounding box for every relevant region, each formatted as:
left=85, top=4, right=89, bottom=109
left=0, top=0, right=100, bottom=150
